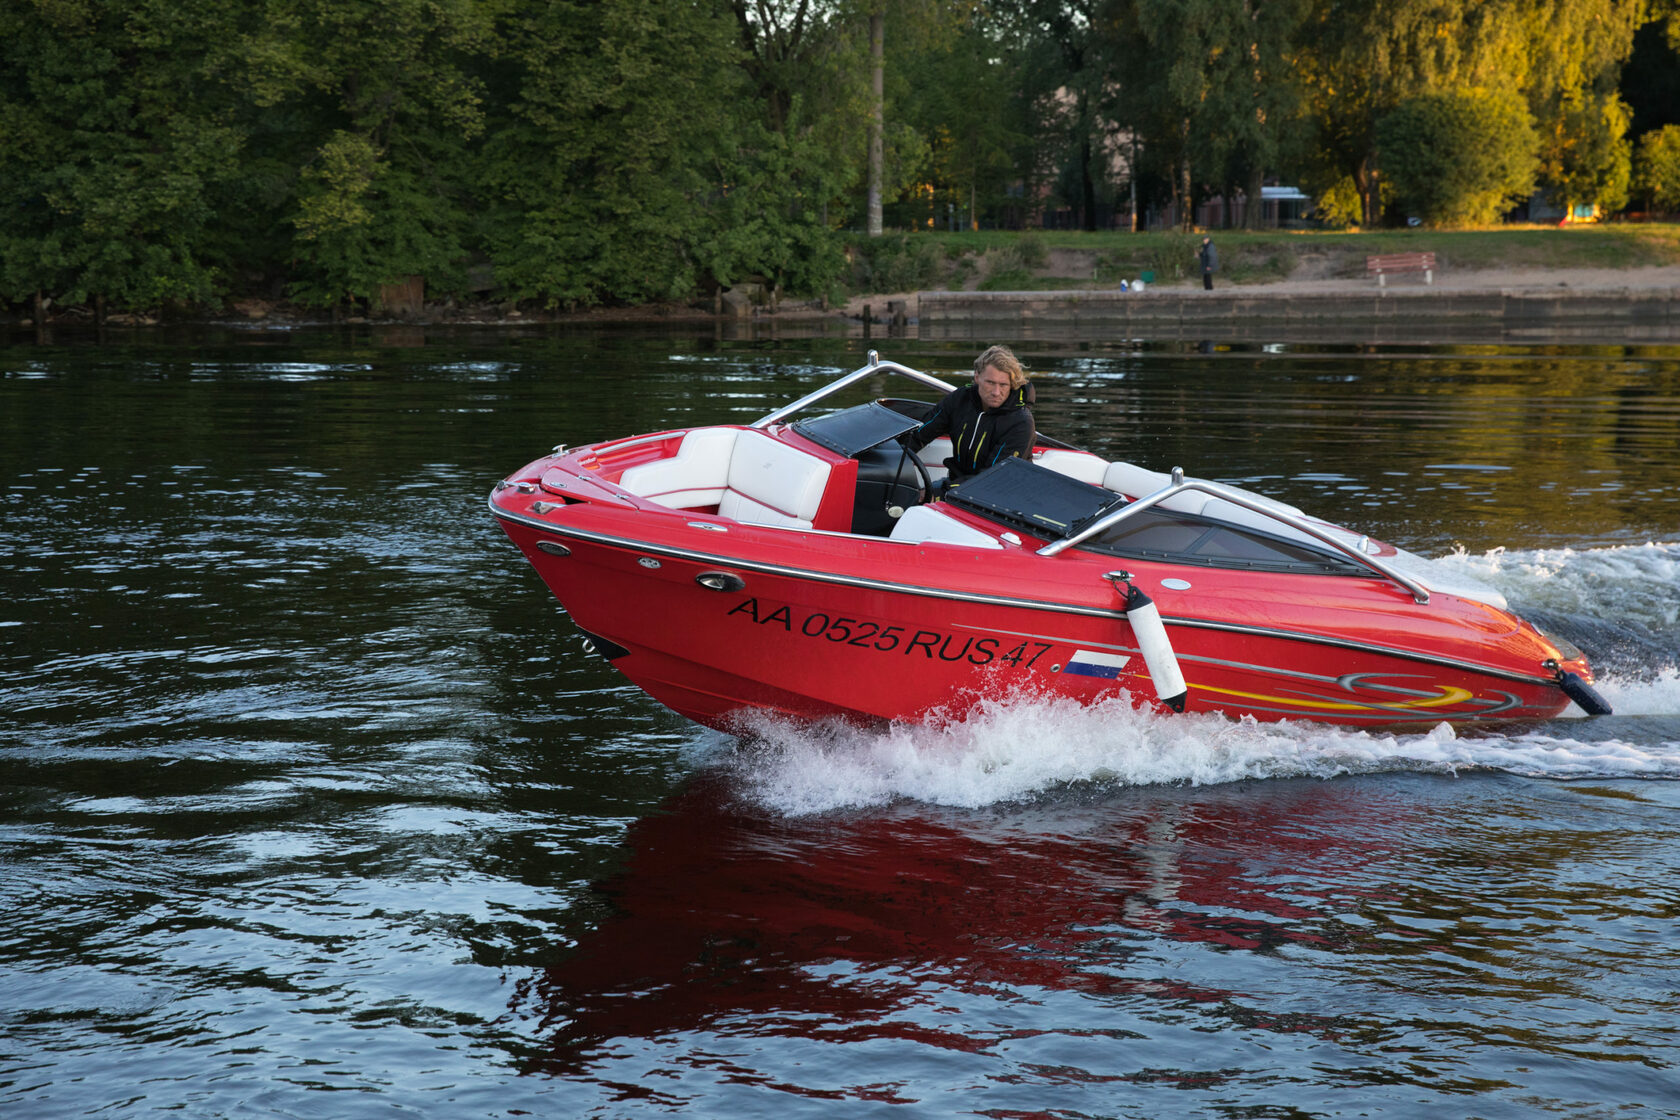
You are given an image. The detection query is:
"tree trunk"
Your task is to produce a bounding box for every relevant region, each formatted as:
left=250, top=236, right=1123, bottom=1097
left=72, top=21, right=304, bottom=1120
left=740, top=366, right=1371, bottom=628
left=1129, top=133, right=1139, bottom=232
left=866, top=10, right=884, bottom=237
left=1246, top=162, right=1266, bottom=230
left=1178, top=118, right=1193, bottom=231
left=1359, top=152, right=1381, bottom=227
left=1081, top=134, right=1098, bottom=231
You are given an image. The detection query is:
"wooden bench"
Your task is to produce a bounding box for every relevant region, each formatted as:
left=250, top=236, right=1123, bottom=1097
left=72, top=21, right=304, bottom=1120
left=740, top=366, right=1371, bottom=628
left=1366, top=252, right=1436, bottom=287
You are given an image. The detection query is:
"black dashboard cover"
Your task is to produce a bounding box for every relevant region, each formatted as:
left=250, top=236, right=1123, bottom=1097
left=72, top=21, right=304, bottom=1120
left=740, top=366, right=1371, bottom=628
left=945, top=456, right=1123, bottom=539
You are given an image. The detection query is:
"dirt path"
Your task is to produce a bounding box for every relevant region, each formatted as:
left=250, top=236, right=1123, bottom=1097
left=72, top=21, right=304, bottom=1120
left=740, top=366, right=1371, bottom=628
left=1223, top=264, right=1680, bottom=295
left=830, top=265, right=1680, bottom=320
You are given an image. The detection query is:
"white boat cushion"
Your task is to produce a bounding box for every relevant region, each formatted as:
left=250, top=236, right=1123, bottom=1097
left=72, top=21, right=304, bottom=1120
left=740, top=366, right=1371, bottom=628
left=618, top=427, right=739, bottom=509
left=888, top=504, right=1003, bottom=549
left=716, top=492, right=810, bottom=528
left=1103, top=461, right=1177, bottom=500
left=1104, top=461, right=1210, bottom=515
left=718, top=429, right=832, bottom=528
left=914, top=436, right=951, bottom=483
left=1035, top=448, right=1109, bottom=486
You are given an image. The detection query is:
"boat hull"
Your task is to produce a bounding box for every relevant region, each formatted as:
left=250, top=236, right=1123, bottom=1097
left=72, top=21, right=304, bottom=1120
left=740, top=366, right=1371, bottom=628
left=490, top=356, right=1601, bottom=732
left=493, top=502, right=1582, bottom=732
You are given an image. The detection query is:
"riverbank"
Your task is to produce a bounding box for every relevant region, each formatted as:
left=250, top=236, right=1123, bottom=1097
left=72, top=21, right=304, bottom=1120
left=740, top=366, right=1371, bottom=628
left=864, top=265, right=1680, bottom=340
left=828, top=226, right=1680, bottom=329
left=845, top=263, right=1680, bottom=310
left=7, top=228, right=1680, bottom=336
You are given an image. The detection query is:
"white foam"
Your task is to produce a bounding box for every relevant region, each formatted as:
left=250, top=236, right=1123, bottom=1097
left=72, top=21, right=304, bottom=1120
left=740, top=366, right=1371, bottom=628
left=696, top=689, right=1680, bottom=816
left=1597, top=666, right=1680, bottom=716
left=1427, top=540, right=1680, bottom=627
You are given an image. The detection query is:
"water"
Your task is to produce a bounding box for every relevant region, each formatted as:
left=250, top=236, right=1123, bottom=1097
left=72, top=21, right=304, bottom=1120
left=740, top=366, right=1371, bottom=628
left=3, top=325, right=1679, bottom=1118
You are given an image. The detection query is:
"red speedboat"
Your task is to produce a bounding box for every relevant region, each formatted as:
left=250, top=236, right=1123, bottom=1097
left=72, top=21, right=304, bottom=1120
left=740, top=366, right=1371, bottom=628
left=490, top=353, right=1610, bottom=730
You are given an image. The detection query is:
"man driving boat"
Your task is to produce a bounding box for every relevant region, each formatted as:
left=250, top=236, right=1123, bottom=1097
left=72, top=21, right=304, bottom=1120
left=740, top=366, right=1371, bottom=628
left=905, top=345, right=1036, bottom=488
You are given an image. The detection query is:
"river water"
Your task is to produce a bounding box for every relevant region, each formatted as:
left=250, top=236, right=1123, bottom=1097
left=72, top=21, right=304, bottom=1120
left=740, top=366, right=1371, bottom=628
left=3, top=323, right=1679, bottom=1118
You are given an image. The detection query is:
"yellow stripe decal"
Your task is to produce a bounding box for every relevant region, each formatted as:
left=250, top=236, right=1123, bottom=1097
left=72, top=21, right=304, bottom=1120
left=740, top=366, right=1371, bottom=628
left=1189, top=682, right=1477, bottom=712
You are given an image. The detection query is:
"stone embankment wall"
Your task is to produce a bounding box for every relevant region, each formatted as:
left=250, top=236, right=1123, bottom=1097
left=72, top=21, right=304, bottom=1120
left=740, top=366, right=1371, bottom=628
left=916, top=289, right=1680, bottom=340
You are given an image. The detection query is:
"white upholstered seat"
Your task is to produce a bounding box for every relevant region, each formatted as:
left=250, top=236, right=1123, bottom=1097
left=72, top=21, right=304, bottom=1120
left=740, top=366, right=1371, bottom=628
left=618, top=428, right=739, bottom=509
left=716, top=430, right=833, bottom=528
left=618, top=427, right=833, bottom=528
left=1034, top=448, right=1110, bottom=486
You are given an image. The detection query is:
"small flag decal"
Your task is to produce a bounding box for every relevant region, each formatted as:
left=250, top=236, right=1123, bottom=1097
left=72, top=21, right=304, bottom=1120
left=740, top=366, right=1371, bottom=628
left=1065, top=649, right=1129, bottom=679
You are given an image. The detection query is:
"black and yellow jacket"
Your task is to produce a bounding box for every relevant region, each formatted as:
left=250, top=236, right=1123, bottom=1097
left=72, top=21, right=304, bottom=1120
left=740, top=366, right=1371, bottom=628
left=906, top=382, right=1036, bottom=484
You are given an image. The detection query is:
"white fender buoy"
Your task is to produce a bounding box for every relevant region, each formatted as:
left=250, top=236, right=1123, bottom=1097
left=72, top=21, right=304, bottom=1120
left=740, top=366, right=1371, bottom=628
left=1121, top=582, right=1187, bottom=712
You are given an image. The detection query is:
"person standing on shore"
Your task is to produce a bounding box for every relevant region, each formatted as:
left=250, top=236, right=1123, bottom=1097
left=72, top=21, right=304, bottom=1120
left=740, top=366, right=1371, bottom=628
left=1199, top=237, right=1218, bottom=290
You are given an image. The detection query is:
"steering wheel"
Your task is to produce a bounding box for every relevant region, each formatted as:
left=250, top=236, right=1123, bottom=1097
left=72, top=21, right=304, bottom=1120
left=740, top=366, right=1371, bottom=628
left=894, top=438, right=935, bottom=505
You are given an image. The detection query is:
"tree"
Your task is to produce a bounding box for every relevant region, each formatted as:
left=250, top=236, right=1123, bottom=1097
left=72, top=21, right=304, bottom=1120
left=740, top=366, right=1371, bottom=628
left=1295, top=0, right=1458, bottom=227
left=1376, top=88, right=1539, bottom=226
left=867, top=5, right=884, bottom=235
left=1298, top=0, right=1647, bottom=227
left=1109, top=0, right=1213, bottom=231
left=0, top=0, right=250, bottom=314
left=1166, top=0, right=1309, bottom=229
left=894, top=10, right=1032, bottom=229
left=728, top=0, right=871, bottom=223
left=479, top=0, right=755, bottom=306
left=1520, top=0, right=1643, bottom=215
left=1540, top=92, right=1633, bottom=215
left=692, top=108, right=850, bottom=295
left=1632, top=124, right=1680, bottom=211
left=1005, top=0, right=1113, bottom=230
left=242, top=0, right=497, bottom=308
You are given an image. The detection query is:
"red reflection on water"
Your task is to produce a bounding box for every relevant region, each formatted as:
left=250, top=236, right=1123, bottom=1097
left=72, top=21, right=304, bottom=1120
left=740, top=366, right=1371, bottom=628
left=518, top=774, right=1404, bottom=1071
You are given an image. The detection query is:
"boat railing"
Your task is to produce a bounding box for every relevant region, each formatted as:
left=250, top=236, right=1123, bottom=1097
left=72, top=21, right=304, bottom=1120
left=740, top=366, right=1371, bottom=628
left=1039, top=468, right=1433, bottom=604
left=752, top=351, right=960, bottom=429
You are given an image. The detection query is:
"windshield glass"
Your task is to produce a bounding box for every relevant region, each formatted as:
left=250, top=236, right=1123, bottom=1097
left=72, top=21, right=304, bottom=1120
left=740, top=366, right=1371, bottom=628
left=1085, top=507, right=1370, bottom=575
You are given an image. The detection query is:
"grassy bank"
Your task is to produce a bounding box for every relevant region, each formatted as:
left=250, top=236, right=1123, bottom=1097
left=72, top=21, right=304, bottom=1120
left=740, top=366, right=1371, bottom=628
left=843, top=224, right=1680, bottom=294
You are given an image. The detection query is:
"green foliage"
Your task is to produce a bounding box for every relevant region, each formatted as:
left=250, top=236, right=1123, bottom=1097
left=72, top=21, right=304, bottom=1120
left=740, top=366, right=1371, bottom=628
left=1311, top=178, right=1366, bottom=228
left=0, top=0, right=857, bottom=314
left=256, top=0, right=495, bottom=306
left=1129, top=0, right=1310, bottom=226
left=1, top=0, right=1675, bottom=318
left=1377, top=89, right=1540, bottom=226
left=986, top=233, right=1049, bottom=276
left=0, top=0, right=250, bottom=307
left=1634, top=126, right=1680, bottom=212
left=1294, top=0, right=1646, bottom=227
left=1540, top=93, right=1633, bottom=214
left=479, top=0, right=739, bottom=307
left=847, top=233, right=950, bottom=293
left=892, top=12, right=1030, bottom=229
left=692, top=115, right=849, bottom=298
left=480, top=3, right=846, bottom=307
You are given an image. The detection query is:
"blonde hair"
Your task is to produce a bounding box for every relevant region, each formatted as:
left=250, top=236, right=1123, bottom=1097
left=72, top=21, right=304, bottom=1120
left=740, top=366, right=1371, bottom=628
left=973, top=344, right=1025, bottom=389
